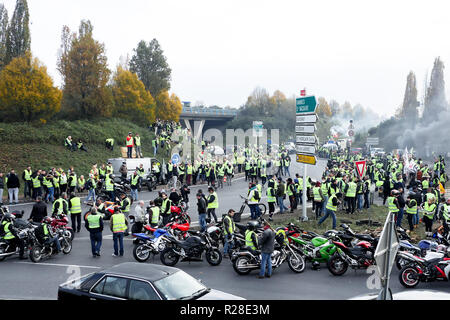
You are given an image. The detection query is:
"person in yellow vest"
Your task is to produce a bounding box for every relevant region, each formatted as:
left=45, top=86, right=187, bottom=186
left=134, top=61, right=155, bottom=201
left=266, top=180, right=277, bottom=221
left=312, top=181, right=324, bottom=219
left=69, top=192, right=82, bottom=233
left=85, top=207, right=103, bottom=257
left=405, top=194, right=417, bottom=233
left=160, top=192, right=172, bottom=226
left=68, top=172, right=77, bottom=194
left=22, top=166, right=33, bottom=199
left=422, top=197, right=436, bottom=238
left=134, top=133, right=143, bottom=158
left=319, top=192, right=342, bottom=229
left=222, top=209, right=236, bottom=258
left=110, top=207, right=128, bottom=256
left=77, top=175, right=86, bottom=193
left=148, top=200, right=161, bottom=228
left=345, top=178, right=357, bottom=214
left=207, top=186, right=219, bottom=223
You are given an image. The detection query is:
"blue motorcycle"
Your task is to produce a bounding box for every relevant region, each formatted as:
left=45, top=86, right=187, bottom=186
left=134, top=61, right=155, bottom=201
left=132, top=228, right=169, bottom=262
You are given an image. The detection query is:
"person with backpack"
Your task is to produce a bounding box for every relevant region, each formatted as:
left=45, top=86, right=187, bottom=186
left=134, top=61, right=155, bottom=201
left=247, top=183, right=261, bottom=220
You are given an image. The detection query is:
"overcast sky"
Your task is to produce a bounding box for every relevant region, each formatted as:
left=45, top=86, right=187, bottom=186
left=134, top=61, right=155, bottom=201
left=3, top=0, right=450, bottom=117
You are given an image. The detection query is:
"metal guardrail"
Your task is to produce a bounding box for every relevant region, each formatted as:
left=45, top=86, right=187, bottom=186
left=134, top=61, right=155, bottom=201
left=181, top=107, right=238, bottom=117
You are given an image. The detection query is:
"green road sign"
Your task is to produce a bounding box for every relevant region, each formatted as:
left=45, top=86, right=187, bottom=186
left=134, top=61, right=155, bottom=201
left=296, top=96, right=317, bottom=114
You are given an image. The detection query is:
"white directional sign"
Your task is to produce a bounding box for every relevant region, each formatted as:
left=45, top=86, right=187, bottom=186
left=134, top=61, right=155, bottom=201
left=295, top=125, right=316, bottom=134
left=296, top=135, right=317, bottom=145
left=295, top=144, right=316, bottom=154
left=296, top=114, right=317, bottom=124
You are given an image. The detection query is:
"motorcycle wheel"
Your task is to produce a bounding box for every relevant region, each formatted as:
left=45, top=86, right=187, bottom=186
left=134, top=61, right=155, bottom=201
left=258, top=203, right=267, bottom=216
left=65, top=229, right=75, bottom=242
left=62, top=239, right=72, bottom=254
left=399, top=265, right=420, bottom=288
left=327, top=254, right=348, bottom=276
left=133, top=244, right=152, bottom=262
left=205, top=249, right=222, bottom=266
left=160, top=248, right=180, bottom=266
left=147, top=183, right=153, bottom=191
left=232, top=255, right=253, bottom=275
left=30, top=245, right=43, bottom=263
left=0, top=246, right=6, bottom=262
left=287, top=253, right=306, bottom=273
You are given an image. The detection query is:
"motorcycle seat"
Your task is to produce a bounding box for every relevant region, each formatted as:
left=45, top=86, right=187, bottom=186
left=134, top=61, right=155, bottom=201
left=356, top=234, right=374, bottom=242
left=132, top=233, right=153, bottom=240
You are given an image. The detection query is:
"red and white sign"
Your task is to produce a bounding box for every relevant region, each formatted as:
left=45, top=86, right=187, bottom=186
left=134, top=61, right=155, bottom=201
left=348, top=130, right=354, bottom=137
left=355, top=160, right=367, bottom=179
left=300, top=89, right=306, bottom=96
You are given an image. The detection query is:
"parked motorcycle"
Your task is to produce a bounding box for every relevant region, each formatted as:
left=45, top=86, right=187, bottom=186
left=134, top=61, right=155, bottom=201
left=232, top=195, right=267, bottom=222
left=132, top=228, right=170, bottom=262
left=50, top=214, right=75, bottom=241
left=397, top=250, right=450, bottom=288
left=159, top=230, right=222, bottom=267
left=289, top=231, right=340, bottom=266
left=231, top=231, right=305, bottom=275
left=327, top=234, right=378, bottom=276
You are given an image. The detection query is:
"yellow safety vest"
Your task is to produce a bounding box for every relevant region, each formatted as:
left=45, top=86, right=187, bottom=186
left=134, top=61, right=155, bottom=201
left=70, top=197, right=82, bottom=214
left=112, top=213, right=127, bottom=233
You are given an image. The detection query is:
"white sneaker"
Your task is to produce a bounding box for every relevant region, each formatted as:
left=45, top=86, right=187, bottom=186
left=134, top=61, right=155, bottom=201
left=112, top=253, right=118, bottom=257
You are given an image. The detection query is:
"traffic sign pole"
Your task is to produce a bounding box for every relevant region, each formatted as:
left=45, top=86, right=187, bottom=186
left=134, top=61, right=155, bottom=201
left=302, top=163, right=308, bottom=221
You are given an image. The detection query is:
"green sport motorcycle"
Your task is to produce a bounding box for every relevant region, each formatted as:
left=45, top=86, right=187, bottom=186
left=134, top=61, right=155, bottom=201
left=289, top=231, right=342, bottom=268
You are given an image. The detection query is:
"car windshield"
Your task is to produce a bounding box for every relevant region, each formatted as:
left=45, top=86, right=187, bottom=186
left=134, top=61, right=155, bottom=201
left=153, top=271, right=207, bottom=300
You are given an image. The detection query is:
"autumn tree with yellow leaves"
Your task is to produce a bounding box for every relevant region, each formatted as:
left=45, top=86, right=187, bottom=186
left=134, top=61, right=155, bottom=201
left=111, top=66, right=156, bottom=125
left=154, top=90, right=182, bottom=121
left=0, top=52, right=61, bottom=122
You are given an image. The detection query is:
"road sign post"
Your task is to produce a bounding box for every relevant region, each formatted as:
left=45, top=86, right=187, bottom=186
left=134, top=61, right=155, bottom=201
left=374, top=211, right=400, bottom=300
left=295, top=95, right=318, bottom=221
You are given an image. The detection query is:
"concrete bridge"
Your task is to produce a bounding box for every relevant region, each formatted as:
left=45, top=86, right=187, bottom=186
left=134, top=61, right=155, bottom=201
left=180, top=106, right=238, bottom=142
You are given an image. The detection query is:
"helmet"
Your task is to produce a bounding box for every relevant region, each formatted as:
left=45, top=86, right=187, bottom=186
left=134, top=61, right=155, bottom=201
left=43, top=217, right=52, bottom=224
left=247, top=221, right=259, bottom=231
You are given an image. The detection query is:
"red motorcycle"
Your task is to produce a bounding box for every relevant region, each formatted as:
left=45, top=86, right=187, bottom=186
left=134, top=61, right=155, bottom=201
left=170, top=205, right=191, bottom=224
left=50, top=214, right=74, bottom=241
left=327, top=237, right=377, bottom=276
left=144, top=220, right=191, bottom=240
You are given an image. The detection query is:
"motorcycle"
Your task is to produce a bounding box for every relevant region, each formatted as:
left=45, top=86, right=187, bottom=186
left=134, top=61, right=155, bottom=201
left=0, top=225, right=36, bottom=261
left=159, top=230, right=222, bottom=267
left=132, top=228, right=170, bottom=262
left=232, top=195, right=267, bottom=222
left=397, top=250, right=450, bottom=288
left=29, top=227, right=72, bottom=263
left=289, top=231, right=340, bottom=266
left=144, top=173, right=159, bottom=191
left=231, top=231, right=305, bottom=275
left=327, top=234, right=378, bottom=276
left=50, top=214, right=75, bottom=241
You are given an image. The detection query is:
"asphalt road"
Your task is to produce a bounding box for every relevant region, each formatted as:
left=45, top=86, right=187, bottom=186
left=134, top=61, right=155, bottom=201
left=3, top=156, right=448, bottom=300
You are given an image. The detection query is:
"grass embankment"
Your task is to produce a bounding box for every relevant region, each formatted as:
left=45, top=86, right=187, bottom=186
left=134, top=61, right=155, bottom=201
left=0, top=118, right=170, bottom=198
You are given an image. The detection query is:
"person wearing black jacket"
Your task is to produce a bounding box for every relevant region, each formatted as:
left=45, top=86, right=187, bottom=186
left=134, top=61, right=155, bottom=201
left=6, top=169, right=20, bottom=205
left=180, top=185, right=190, bottom=210
left=29, top=197, right=48, bottom=223
left=85, top=207, right=104, bottom=257
left=197, top=192, right=207, bottom=232
left=169, top=188, right=181, bottom=206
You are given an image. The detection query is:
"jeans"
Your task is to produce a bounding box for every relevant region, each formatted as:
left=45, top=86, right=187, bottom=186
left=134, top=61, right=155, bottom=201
left=318, top=209, right=337, bottom=229
left=113, top=232, right=124, bottom=255
left=8, top=188, right=19, bottom=204
left=396, top=208, right=404, bottom=227
left=277, top=197, right=288, bottom=213
left=413, top=212, right=419, bottom=225
left=153, top=146, right=157, bottom=156
left=249, top=204, right=259, bottom=219
left=136, top=146, right=142, bottom=158
left=259, top=252, right=272, bottom=277
left=357, top=194, right=363, bottom=210
left=46, top=187, right=54, bottom=203
left=45, top=236, right=61, bottom=252
left=90, top=232, right=102, bottom=255
left=24, top=180, right=32, bottom=198
left=284, top=166, right=290, bottom=177
left=0, top=188, right=3, bottom=204
left=86, top=189, right=96, bottom=202
left=322, top=196, right=329, bottom=213
left=207, top=208, right=217, bottom=223
left=199, top=213, right=207, bottom=232
left=131, top=188, right=138, bottom=201
left=127, top=146, right=132, bottom=158
left=224, top=234, right=233, bottom=255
